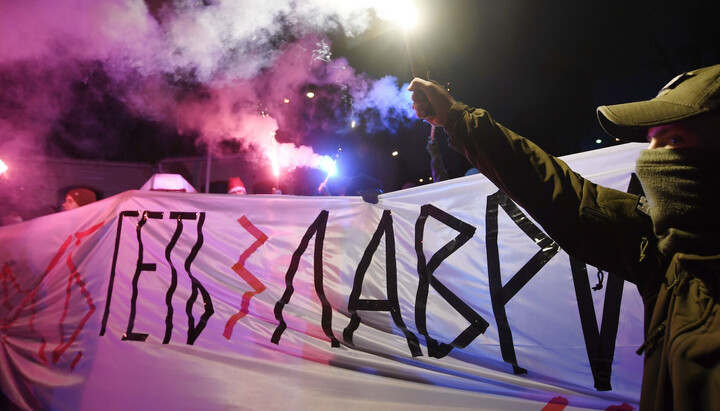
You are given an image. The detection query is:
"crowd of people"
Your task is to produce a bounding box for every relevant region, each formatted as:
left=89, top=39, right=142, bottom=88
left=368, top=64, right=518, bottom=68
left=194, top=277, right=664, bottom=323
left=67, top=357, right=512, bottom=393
left=2, top=59, right=718, bottom=409
left=0, top=171, right=389, bottom=227
left=1, top=186, right=99, bottom=227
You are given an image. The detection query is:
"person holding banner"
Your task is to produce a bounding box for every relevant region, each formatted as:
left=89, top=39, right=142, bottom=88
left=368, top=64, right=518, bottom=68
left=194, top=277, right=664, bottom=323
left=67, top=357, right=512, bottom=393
left=227, top=177, right=247, bottom=195
left=408, top=64, right=720, bottom=410
left=62, top=188, right=97, bottom=211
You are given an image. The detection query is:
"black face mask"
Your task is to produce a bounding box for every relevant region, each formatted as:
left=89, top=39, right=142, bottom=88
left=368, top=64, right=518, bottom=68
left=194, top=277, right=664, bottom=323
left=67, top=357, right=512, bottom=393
left=635, top=148, right=720, bottom=256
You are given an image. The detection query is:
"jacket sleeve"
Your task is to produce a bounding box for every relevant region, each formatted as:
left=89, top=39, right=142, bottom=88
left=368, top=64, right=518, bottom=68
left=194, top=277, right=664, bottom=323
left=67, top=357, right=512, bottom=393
left=445, top=103, right=658, bottom=288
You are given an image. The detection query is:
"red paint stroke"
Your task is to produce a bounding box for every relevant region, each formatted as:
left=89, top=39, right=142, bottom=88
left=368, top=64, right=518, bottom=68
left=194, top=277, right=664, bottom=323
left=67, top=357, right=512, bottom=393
left=38, top=338, right=48, bottom=366
left=223, top=216, right=268, bottom=339
left=1, top=235, right=73, bottom=332
left=605, top=403, right=634, bottom=411
left=52, top=245, right=98, bottom=363
left=70, top=351, right=82, bottom=371
left=2, top=221, right=104, bottom=369
left=542, top=396, right=569, bottom=411
left=2, top=262, right=47, bottom=363
left=2, top=263, right=38, bottom=334
left=1, top=263, right=15, bottom=311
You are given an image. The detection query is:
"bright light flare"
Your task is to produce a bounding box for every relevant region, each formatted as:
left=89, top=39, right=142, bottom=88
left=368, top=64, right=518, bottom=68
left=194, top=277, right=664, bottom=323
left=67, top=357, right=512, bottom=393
left=391, top=150, right=399, bottom=157
left=318, top=156, right=337, bottom=177
left=268, top=132, right=280, bottom=177
left=306, top=91, right=315, bottom=99
left=271, top=157, right=280, bottom=176
left=0, top=159, right=8, bottom=175
left=377, top=0, right=420, bottom=32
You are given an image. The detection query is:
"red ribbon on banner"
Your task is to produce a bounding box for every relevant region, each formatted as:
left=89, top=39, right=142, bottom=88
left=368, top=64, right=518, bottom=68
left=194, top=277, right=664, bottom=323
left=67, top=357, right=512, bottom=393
left=223, top=215, right=269, bottom=339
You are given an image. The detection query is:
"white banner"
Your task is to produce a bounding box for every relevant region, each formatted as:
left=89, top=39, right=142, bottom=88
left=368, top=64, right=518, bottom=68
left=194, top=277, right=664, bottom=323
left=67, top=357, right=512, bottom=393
left=1, top=144, right=647, bottom=410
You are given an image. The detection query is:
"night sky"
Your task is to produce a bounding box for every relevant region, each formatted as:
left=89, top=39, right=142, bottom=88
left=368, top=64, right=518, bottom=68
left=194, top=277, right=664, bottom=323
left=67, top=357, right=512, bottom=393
left=338, top=0, right=720, bottom=184
left=1, top=0, right=719, bottom=193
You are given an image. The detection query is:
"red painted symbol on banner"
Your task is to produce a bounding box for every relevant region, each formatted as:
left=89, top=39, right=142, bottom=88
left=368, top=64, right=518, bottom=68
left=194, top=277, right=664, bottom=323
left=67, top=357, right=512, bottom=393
left=1, top=222, right=104, bottom=369
left=223, top=215, right=268, bottom=339
left=2, top=260, right=41, bottom=363
left=604, top=403, right=634, bottom=411
left=541, top=396, right=569, bottom=411
left=540, top=397, right=634, bottom=411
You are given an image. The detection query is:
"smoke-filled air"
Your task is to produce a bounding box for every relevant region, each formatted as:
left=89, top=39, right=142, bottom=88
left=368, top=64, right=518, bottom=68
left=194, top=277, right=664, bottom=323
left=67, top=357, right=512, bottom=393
left=0, top=0, right=415, bottom=173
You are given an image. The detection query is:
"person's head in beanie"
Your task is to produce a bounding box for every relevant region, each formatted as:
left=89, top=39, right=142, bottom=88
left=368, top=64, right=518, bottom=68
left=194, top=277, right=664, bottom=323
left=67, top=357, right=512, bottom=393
left=344, top=174, right=383, bottom=197
left=227, top=177, right=247, bottom=195
left=62, top=188, right=97, bottom=211
left=344, top=174, right=384, bottom=203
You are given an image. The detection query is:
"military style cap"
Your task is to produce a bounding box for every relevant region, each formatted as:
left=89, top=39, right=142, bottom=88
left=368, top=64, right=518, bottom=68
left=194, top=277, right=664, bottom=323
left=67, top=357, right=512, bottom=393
left=597, top=64, right=720, bottom=142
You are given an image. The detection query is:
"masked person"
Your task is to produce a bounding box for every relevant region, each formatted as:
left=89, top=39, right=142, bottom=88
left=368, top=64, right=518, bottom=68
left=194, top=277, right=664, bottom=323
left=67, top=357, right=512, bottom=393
left=408, top=64, right=720, bottom=410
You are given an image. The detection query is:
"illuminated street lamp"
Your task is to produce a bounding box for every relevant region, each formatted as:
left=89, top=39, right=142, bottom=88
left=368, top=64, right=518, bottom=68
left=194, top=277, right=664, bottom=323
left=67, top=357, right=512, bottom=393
left=381, top=1, right=438, bottom=144
left=377, top=0, right=420, bottom=31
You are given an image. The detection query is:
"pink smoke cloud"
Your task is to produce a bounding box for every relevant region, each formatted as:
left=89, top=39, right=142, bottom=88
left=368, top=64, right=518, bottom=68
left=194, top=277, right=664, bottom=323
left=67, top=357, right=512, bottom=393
left=0, top=0, right=415, bottom=176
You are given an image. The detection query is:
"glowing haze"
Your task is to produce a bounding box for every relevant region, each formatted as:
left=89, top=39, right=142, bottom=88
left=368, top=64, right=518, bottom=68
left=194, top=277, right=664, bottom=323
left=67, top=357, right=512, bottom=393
left=0, top=0, right=415, bottom=174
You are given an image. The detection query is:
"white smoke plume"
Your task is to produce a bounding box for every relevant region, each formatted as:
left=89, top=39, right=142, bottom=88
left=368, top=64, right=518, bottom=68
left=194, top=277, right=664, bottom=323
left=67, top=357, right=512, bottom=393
left=0, top=0, right=415, bottom=174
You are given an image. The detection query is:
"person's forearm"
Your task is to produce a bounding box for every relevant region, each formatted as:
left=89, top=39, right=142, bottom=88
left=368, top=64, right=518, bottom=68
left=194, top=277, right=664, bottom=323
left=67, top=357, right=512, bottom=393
left=446, top=103, right=584, bottom=214
left=444, top=103, right=653, bottom=281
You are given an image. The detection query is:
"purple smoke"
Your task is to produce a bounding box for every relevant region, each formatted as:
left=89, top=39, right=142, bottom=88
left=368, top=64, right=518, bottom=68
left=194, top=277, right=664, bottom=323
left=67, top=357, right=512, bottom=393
left=0, top=0, right=415, bottom=173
